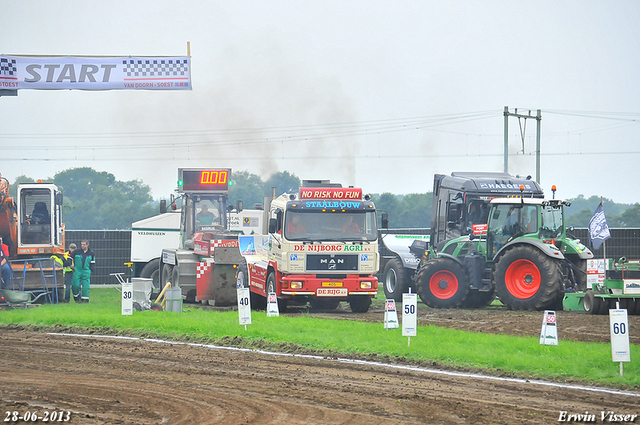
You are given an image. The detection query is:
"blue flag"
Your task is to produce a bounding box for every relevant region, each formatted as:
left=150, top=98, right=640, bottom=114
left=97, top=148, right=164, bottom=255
left=588, top=203, right=611, bottom=250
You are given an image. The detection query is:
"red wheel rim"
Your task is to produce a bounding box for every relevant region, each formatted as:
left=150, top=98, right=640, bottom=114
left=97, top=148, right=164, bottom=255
left=505, top=259, right=541, bottom=299
left=429, top=270, right=459, bottom=299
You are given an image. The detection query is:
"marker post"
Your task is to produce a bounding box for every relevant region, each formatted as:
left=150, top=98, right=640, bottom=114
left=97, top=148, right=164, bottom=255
left=237, top=286, right=252, bottom=330
left=402, top=289, right=417, bottom=346
left=384, top=299, right=399, bottom=329
left=609, top=307, right=631, bottom=376
left=121, top=280, right=133, bottom=316
left=539, top=310, right=558, bottom=345
left=266, top=292, right=279, bottom=317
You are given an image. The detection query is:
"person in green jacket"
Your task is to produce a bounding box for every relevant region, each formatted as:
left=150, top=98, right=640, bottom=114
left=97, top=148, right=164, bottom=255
left=71, top=239, right=95, bottom=303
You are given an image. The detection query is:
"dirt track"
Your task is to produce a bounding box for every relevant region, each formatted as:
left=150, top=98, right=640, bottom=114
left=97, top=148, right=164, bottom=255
left=1, top=304, right=639, bottom=424
left=1, top=328, right=639, bottom=425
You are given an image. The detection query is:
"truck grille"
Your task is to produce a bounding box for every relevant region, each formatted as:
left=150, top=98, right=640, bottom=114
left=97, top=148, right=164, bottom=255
left=306, top=254, right=358, bottom=272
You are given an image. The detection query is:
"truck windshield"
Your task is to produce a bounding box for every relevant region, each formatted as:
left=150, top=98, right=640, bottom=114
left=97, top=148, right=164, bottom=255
left=540, top=204, right=564, bottom=239
left=284, top=211, right=377, bottom=242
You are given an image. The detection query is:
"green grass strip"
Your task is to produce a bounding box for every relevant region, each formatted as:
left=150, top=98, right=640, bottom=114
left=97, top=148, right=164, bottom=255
left=1, top=288, right=638, bottom=389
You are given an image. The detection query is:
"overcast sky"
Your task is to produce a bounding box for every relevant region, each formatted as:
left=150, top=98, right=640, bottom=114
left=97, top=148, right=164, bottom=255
left=3, top=1, right=640, bottom=205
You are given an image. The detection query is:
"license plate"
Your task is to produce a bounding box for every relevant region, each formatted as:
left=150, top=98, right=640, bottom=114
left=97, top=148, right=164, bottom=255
left=317, top=288, right=348, bottom=297
left=321, top=282, right=343, bottom=287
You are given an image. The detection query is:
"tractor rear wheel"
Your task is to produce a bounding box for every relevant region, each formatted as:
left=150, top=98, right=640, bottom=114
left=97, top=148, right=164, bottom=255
left=494, top=246, right=562, bottom=310
left=383, top=258, right=408, bottom=302
left=416, top=258, right=470, bottom=308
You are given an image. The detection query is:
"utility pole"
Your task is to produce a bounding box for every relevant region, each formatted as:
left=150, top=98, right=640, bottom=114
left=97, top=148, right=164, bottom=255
left=503, top=106, right=542, bottom=182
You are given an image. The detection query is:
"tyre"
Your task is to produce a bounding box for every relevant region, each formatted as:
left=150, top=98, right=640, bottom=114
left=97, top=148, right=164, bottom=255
left=251, top=292, right=267, bottom=311
left=140, top=259, right=161, bottom=294
left=618, top=298, right=633, bottom=311
left=382, top=258, right=408, bottom=302
left=597, top=294, right=610, bottom=315
left=310, top=298, right=341, bottom=310
left=583, top=291, right=601, bottom=315
left=416, top=258, right=470, bottom=308
left=461, top=288, right=495, bottom=308
left=349, top=296, right=371, bottom=313
left=150, top=302, right=163, bottom=311
left=236, top=263, right=248, bottom=288
left=494, top=246, right=562, bottom=310
left=266, top=272, right=287, bottom=312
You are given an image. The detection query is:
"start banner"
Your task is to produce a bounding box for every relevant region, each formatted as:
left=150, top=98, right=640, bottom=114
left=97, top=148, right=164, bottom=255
left=0, top=55, right=191, bottom=90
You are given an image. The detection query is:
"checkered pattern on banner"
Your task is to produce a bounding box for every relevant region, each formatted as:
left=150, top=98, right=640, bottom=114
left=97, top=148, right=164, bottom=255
left=196, top=262, right=211, bottom=279
left=122, top=59, right=189, bottom=77
left=0, top=57, right=17, bottom=77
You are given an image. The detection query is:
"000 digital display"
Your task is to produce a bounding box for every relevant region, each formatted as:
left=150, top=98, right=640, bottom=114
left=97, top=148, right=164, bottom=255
left=179, top=169, right=230, bottom=192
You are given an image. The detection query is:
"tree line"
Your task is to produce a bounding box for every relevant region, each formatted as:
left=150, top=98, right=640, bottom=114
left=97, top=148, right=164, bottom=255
left=8, top=167, right=640, bottom=230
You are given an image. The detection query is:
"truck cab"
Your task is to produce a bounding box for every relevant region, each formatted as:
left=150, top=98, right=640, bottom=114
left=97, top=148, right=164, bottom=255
left=240, top=182, right=380, bottom=313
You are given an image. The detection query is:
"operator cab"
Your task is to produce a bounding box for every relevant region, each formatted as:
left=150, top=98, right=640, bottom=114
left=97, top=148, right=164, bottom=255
left=17, top=183, right=63, bottom=249
left=485, top=198, right=567, bottom=258
left=183, top=194, right=227, bottom=238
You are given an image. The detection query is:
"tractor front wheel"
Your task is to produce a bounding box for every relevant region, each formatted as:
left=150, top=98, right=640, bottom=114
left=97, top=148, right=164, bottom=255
left=416, top=258, right=470, bottom=308
left=494, top=246, right=562, bottom=310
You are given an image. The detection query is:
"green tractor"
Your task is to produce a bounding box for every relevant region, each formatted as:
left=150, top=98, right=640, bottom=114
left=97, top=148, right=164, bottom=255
left=416, top=196, right=594, bottom=310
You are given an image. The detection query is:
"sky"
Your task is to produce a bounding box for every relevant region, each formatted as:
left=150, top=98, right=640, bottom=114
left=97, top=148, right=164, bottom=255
left=2, top=1, right=640, bottom=204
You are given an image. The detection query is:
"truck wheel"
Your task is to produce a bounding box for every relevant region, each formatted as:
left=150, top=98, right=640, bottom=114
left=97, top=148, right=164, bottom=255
left=140, top=259, right=161, bottom=294
left=416, top=258, right=470, bottom=308
left=461, top=288, right=495, bottom=308
left=266, top=272, right=287, bottom=312
left=494, top=246, right=562, bottom=310
left=583, top=291, right=601, bottom=315
left=310, top=298, right=340, bottom=310
left=383, top=258, right=408, bottom=301
left=349, top=296, right=371, bottom=313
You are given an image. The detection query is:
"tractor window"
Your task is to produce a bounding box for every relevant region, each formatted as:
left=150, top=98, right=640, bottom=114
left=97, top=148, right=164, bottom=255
left=488, top=204, right=519, bottom=252
left=541, top=205, right=563, bottom=239
left=523, top=205, right=538, bottom=234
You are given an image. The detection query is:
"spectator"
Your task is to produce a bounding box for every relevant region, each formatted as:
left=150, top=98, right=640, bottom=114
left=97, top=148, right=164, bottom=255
left=71, top=240, right=95, bottom=303
left=63, top=243, right=76, bottom=302
left=0, top=240, right=12, bottom=290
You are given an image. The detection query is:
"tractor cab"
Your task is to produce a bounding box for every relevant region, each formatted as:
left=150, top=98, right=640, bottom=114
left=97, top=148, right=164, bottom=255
left=484, top=198, right=568, bottom=259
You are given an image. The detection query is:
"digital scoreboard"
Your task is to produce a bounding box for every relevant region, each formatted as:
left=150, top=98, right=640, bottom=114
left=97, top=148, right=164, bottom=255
left=178, top=168, right=231, bottom=192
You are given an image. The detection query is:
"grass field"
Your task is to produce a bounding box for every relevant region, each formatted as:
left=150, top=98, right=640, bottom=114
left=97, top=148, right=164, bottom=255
left=1, top=287, right=638, bottom=389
